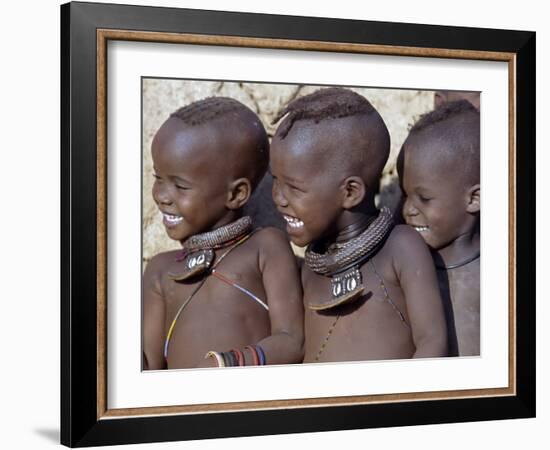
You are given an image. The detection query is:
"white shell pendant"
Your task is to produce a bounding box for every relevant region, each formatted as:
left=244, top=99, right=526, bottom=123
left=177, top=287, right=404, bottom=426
left=168, top=249, right=215, bottom=281
left=309, top=266, right=365, bottom=310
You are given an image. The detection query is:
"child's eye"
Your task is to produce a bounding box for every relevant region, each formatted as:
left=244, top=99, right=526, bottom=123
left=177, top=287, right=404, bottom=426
left=289, top=184, right=303, bottom=193
left=418, top=195, right=431, bottom=202
left=288, top=187, right=303, bottom=196
left=153, top=173, right=162, bottom=181
left=175, top=184, right=190, bottom=191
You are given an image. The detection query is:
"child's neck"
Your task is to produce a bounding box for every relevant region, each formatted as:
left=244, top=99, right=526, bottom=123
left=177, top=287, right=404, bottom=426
left=179, top=210, right=242, bottom=246
left=331, top=205, right=379, bottom=245
left=434, top=224, right=480, bottom=269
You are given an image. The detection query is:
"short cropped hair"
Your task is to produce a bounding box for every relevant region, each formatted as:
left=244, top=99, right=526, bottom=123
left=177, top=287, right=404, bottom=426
left=273, top=87, right=377, bottom=139
left=407, top=99, right=480, bottom=186
left=171, top=96, right=269, bottom=189
left=171, top=96, right=249, bottom=126
left=273, top=87, right=390, bottom=189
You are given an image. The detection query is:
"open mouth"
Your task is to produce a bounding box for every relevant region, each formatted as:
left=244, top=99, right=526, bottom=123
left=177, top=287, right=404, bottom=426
left=283, top=214, right=304, bottom=229
left=161, top=212, right=183, bottom=226
left=411, top=225, right=429, bottom=232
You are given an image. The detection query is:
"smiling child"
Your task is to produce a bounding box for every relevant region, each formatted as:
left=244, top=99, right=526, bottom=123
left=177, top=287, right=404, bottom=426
left=270, top=88, right=447, bottom=362
left=143, top=96, right=304, bottom=370
left=398, top=99, right=480, bottom=356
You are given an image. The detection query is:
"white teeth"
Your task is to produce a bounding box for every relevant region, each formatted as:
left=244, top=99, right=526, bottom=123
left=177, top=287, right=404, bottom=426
left=283, top=215, right=304, bottom=229
left=413, top=226, right=429, bottom=232
left=161, top=212, right=183, bottom=225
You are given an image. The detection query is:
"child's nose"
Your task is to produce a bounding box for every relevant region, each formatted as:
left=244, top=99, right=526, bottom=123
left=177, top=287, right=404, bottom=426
left=403, top=198, right=418, bottom=217
left=153, top=183, right=173, bottom=206
left=272, top=180, right=288, bottom=207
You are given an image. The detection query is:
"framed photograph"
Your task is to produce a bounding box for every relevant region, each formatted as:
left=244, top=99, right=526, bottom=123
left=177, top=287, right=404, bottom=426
left=61, top=1, right=535, bottom=447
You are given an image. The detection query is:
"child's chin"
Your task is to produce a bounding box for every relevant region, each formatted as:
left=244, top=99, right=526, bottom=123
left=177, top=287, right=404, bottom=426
left=289, top=235, right=311, bottom=248
left=165, top=228, right=187, bottom=242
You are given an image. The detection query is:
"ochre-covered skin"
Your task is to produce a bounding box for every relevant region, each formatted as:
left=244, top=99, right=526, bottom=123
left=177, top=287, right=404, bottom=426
left=144, top=228, right=304, bottom=369
left=271, top=89, right=448, bottom=362
left=437, top=258, right=480, bottom=357
left=399, top=101, right=480, bottom=356
left=301, top=225, right=445, bottom=362
left=143, top=100, right=304, bottom=370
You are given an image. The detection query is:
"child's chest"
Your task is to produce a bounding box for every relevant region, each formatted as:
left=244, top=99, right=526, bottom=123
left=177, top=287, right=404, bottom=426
left=162, top=266, right=267, bottom=329
left=302, top=260, right=412, bottom=361
left=161, top=265, right=270, bottom=367
left=302, top=258, right=403, bottom=315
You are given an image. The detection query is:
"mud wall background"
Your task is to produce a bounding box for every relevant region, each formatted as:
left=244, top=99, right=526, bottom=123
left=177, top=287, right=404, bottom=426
left=142, top=79, right=436, bottom=263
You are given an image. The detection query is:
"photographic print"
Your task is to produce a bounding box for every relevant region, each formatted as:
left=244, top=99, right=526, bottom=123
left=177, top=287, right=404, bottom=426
left=142, top=79, right=481, bottom=371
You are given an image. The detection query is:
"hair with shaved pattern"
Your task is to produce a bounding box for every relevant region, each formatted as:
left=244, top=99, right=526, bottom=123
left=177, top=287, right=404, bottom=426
left=170, top=96, right=269, bottom=190
left=171, top=96, right=250, bottom=126
left=410, top=99, right=478, bottom=134
left=273, top=87, right=390, bottom=193
left=273, top=87, right=377, bottom=139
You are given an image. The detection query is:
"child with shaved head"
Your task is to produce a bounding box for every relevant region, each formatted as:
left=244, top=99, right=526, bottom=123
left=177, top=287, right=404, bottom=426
left=270, top=88, right=447, bottom=362
left=143, top=97, right=304, bottom=370
left=398, top=100, right=480, bottom=356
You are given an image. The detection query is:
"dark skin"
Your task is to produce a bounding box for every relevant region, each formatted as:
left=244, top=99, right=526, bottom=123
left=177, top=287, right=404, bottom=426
left=270, top=116, right=447, bottom=362
left=143, top=116, right=304, bottom=370
left=398, top=132, right=480, bottom=356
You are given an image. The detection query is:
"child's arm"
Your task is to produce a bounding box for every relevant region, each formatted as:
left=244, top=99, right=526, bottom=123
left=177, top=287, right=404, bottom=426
left=390, top=225, right=448, bottom=358
left=253, top=228, right=305, bottom=364
left=142, top=255, right=167, bottom=370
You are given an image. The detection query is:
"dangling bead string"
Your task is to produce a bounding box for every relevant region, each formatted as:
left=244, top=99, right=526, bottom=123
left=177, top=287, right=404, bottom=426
left=210, top=270, right=269, bottom=310
left=163, top=232, right=253, bottom=361
left=370, top=260, right=409, bottom=328
left=314, top=315, right=340, bottom=362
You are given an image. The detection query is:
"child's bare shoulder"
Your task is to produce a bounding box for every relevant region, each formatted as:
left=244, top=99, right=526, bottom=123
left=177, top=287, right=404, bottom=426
left=383, top=224, right=432, bottom=266
left=250, top=227, right=298, bottom=274
left=386, top=224, right=425, bottom=247
left=250, top=227, right=292, bottom=253
left=143, top=250, right=180, bottom=281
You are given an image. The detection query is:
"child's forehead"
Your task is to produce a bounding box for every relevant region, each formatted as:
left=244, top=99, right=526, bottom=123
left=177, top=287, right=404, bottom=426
left=404, top=136, right=457, bottom=178
left=283, top=115, right=370, bottom=150
left=157, top=116, right=246, bottom=149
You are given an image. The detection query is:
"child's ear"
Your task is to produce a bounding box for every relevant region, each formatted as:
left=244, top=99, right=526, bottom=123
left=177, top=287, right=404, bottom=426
left=226, top=178, right=252, bottom=210
left=341, top=176, right=366, bottom=209
left=466, top=183, right=480, bottom=213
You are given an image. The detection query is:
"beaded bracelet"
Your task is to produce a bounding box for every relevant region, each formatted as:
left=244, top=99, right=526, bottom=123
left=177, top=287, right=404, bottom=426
left=205, top=351, right=225, bottom=367
left=221, top=351, right=230, bottom=367
left=207, top=347, right=265, bottom=367
left=244, top=345, right=266, bottom=365
left=231, top=348, right=245, bottom=366
left=227, top=351, right=239, bottom=367
left=255, top=345, right=266, bottom=365
left=244, top=345, right=259, bottom=365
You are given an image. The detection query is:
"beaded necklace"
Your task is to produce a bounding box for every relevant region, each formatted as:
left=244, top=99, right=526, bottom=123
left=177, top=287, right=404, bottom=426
left=304, top=207, right=394, bottom=310
left=168, top=216, right=252, bottom=281
left=435, top=251, right=480, bottom=270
